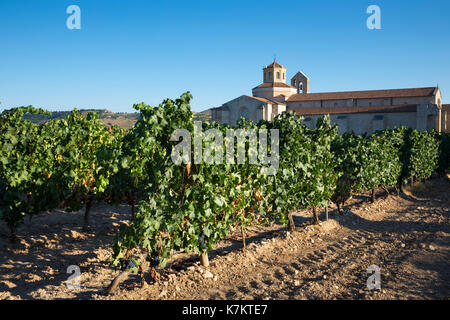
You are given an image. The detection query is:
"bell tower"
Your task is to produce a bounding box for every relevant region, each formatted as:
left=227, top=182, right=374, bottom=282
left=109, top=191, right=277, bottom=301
left=263, top=61, right=287, bottom=84
left=253, top=61, right=297, bottom=100
left=291, top=71, right=310, bottom=94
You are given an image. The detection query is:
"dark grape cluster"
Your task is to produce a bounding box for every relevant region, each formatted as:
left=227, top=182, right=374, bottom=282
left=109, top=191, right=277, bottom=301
left=198, top=233, right=207, bottom=250
left=147, top=252, right=159, bottom=267
left=118, top=257, right=137, bottom=271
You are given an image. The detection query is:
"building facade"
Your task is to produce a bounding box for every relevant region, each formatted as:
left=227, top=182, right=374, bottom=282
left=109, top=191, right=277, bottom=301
left=211, top=62, right=445, bottom=134
left=443, top=105, right=450, bottom=133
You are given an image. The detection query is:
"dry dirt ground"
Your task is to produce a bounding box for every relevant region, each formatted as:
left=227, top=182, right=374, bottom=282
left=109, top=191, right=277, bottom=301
left=1, top=177, right=449, bottom=300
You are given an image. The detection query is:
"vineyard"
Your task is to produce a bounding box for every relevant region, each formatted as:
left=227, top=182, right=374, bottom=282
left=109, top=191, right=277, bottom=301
left=1, top=92, right=449, bottom=298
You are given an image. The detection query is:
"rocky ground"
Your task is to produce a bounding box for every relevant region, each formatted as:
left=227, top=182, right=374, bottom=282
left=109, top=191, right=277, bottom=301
left=1, top=176, right=449, bottom=300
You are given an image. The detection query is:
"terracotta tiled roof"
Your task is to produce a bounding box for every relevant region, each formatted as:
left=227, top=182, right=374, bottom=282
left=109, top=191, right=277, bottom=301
left=266, top=62, right=284, bottom=69
left=289, top=104, right=417, bottom=116
left=287, top=87, right=437, bottom=102
left=246, top=95, right=286, bottom=105
left=214, top=96, right=287, bottom=110
left=253, top=82, right=296, bottom=90
left=273, top=94, right=287, bottom=102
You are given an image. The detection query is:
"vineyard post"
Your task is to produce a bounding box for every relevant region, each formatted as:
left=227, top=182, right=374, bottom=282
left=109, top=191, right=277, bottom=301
left=288, top=211, right=295, bottom=232
left=241, top=226, right=246, bottom=251
left=312, top=206, right=320, bottom=225
left=127, top=191, right=136, bottom=221
left=139, top=264, right=146, bottom=287
left=9, top=225, right=17, bottom=244
left=381, top=186, right=389, bottom=197
left=83, top=198, right=94, bottom=231
left=399, top=181, right=405, bottom=193
left=325, top=202, right=329, bottom=221
left=200, top=252, right=209, bottom=267
left=371, top=189, right=376, bottom=203
left=130, top=204, right=135, bottom=221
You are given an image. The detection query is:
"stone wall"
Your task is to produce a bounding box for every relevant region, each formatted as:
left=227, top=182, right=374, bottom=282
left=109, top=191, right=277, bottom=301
left=216, top=96, right=265, bottom=125
left=287, top=96, right=437, bottom=109
left=296, top=105, right=441, bottom=134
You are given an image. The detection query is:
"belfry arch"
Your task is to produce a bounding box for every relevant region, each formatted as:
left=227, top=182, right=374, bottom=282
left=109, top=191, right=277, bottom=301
left=291, top=71, right=310, bottom=95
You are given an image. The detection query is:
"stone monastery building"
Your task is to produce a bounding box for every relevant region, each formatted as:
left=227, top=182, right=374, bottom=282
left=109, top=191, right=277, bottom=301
left=211, top=61, right=447, bottom=134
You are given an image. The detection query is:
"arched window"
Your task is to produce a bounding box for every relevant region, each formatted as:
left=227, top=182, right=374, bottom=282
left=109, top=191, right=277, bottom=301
left=276, top=72, right=280, bottom=80
left=438, top=98, right=441, bottom=106
left=299, top=82, right=303, bottom=94
left=283, top=73, right=285, bottom=80
left=293, top=79, right=296, bottom=86
left=240, top=107, right=249, bottom=120
left=269, top=72, right=272, bottom=80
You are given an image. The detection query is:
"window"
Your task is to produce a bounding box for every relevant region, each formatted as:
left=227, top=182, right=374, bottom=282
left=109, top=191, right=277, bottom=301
left=276, top=72, right=280, bottom=80
left=269, top=72, right=272, bottom=80
left=293, top=79, right=296, bottom=86
left=299, top=82, right=303, bottom=94
left=240, top=107, right=249, bottom=120
left=283, top=73, right=285, bottom=80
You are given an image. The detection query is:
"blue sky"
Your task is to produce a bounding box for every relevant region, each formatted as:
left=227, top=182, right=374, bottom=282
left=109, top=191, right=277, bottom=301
left=0, top=0, right=449, bottom=113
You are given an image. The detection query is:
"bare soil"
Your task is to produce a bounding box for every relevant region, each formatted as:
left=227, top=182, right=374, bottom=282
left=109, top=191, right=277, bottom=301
left=1, top=176, right=449, bottom=300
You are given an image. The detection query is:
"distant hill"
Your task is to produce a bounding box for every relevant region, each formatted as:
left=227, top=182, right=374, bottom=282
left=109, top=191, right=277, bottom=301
left=193, top=109, right=212, bottom=122
left=23, top=109, right=139, bottom=129
left=23, top=108, right=213, bottom=129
